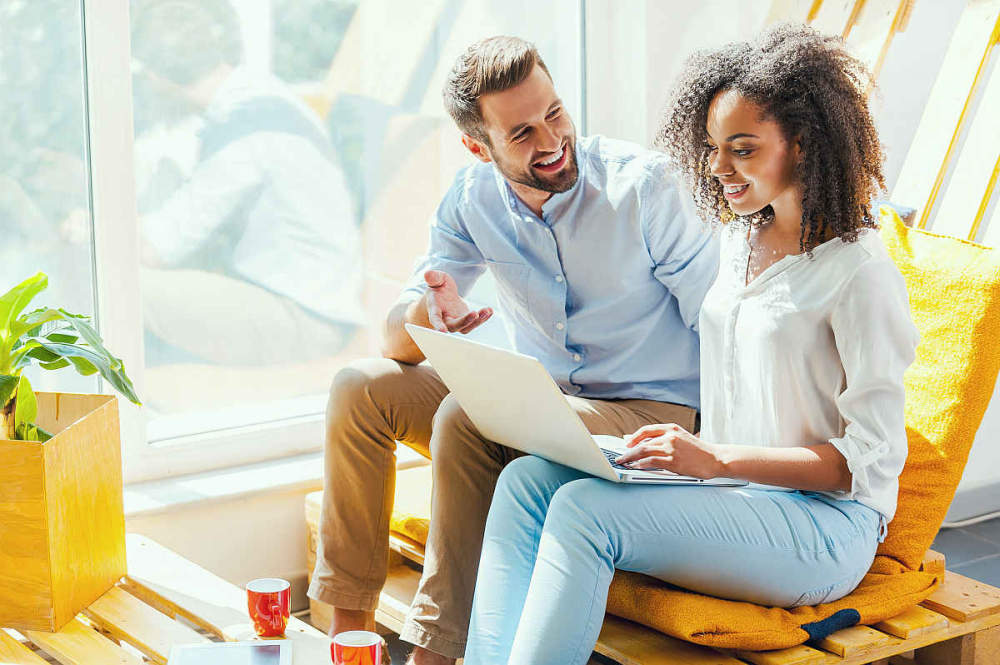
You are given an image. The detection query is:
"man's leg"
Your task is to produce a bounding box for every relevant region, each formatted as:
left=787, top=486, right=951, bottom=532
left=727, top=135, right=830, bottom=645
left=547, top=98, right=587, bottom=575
left=400, top=392, right=697, bottom=660
left=307, top=357, right=448, bottom=635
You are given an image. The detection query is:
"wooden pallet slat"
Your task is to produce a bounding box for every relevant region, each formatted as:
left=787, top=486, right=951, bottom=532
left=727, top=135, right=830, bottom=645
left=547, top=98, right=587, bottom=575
left=845, top=0, right=912, bottom=78
left=83, top=585, right=209, bottom=665
left=595, top=615, right=747, bottom=665
left=874, top=604, right=950, bottom=639
left=25, top=618, right=142, bottom=665
left=816, top=624, right=898, bottom=657
left=0, top=630, right=49, bottom=665
left=737, top=643, right=833, bottom=664
left=922, top=570, right=1000, bottom=622
left=810, top=0, right=862, bottom=38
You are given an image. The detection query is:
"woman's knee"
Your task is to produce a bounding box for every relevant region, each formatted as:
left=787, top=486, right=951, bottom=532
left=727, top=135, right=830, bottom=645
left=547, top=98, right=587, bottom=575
left=496, top=456, right=561, bottom=495
left=546, top=479, right=616, bottom=548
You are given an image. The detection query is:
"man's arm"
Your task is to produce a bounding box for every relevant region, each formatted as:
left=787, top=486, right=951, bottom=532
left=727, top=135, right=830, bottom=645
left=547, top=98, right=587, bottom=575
left=382, top=295, right=432, bottom=365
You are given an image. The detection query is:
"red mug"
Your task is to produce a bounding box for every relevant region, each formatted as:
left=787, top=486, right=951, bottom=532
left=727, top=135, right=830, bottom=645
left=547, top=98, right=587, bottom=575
left=331, top=630, right=382, bottom=665
left=246, top=578, right=290, bottom=637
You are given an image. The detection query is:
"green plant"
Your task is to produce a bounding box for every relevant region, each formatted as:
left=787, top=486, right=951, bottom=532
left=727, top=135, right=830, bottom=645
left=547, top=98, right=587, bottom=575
left=0, top=272, right=140, bottom=441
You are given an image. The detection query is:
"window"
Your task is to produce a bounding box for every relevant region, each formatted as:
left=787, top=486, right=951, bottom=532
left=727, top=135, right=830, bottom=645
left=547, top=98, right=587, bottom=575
left=5, top=0, right=583, bottom=483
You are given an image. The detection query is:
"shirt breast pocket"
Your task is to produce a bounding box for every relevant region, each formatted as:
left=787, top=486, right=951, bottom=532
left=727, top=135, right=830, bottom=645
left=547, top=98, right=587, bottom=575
left=484, top=258, right=533, bottom=313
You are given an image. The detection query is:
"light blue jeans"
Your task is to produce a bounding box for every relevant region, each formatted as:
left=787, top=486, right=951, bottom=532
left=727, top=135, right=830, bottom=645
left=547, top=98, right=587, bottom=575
left=463, top=456, right=881, bottom=665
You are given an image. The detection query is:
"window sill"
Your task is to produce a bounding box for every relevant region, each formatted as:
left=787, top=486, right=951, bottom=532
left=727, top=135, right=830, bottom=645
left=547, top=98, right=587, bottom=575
left=123, top=445, right=429, bottom=518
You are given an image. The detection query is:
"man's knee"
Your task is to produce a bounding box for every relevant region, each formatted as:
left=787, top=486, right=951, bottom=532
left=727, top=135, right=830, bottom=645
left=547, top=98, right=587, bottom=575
left=328, top=358, right=402, bottom=415
left=429, top=394, right=480, bottom=456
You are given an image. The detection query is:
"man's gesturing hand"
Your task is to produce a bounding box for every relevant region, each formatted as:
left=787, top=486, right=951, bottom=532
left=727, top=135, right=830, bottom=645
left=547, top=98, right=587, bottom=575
left=615, top=423, right=725, bottom=480
left=424, top=270, right=493, bottom=334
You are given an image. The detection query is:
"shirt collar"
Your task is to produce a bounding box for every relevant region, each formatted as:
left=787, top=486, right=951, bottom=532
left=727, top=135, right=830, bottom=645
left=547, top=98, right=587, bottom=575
left=496, top=135, right=587, bottom=224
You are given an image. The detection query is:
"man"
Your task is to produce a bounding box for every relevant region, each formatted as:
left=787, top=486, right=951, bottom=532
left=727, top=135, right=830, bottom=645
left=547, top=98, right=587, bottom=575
left=307, top=36, right=718, bottom=665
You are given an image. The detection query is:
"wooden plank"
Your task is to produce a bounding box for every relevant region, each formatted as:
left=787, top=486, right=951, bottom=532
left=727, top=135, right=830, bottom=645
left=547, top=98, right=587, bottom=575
left=914, top=624, right=1000, bottom=664
left=921, top=550, right=947, bottom=576
left=875, top=605, right=950, bottom=639
left=374, top=565, right=422, bottom=634
left=892, top=0, right=1000, bottom=229
left=84, top=585, right=209, bottom=664
left=844, top=0, right=910, bottom=77
left=594, top=615, right=747, bottom=665
left=26, top=617, right=142, bottom=665
left=811, top=0, right=862, bottom=38
left=816, top=624, right=898, bottom=657
left=764, top=0, right=821, bottom=24
left=738, top=644, right=833, bottom=664
left=124, top=534, right=331, bottom=665
left=0, top=630, right=49, bottom=665
left=973, top=151, right=1000, bottom=246
left=931, top=33, right=1000, bottom=241
left=922, top=570, right=1000, bottom=622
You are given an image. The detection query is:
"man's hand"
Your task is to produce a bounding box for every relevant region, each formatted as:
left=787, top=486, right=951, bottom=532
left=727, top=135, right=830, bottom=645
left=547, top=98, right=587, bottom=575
left=615, top=423, right=725, bottom=479
left=424, top=270, right=493, bottom=334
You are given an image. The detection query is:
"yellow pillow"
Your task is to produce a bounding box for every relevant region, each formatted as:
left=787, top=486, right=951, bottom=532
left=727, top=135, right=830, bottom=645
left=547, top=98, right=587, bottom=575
left=603, top=207, right=1000, bottom=649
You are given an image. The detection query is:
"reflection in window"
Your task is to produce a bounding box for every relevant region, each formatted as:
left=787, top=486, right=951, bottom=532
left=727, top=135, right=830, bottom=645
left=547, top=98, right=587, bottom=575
left=130, top=0, right=581, bottom=440
left=0, top=0, right=97, bottom=394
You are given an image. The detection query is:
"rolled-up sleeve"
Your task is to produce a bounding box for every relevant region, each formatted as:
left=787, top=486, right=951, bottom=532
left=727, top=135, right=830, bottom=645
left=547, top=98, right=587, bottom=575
left=829, top=258, right=919, bottom=516
left=397, top=170, right=486, bottom=304
left=641, top=166, right=720, bottom=332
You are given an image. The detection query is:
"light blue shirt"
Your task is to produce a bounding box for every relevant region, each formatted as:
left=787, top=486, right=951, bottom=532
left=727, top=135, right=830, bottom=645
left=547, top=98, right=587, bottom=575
left=401, top=135, right=719, bottom=408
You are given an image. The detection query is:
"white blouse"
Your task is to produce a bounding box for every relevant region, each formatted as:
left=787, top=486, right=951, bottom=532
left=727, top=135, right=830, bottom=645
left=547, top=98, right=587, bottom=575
left=699, top=224, right=919, bottom=523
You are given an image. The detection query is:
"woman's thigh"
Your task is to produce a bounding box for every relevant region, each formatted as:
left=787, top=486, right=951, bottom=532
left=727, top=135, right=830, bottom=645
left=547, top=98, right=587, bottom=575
left=549, top=481, right=881, bottom=607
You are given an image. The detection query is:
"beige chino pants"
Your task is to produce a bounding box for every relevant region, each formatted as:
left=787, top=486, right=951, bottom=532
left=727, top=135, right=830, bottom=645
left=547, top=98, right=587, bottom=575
left=306, top=356, right=697, bottom=659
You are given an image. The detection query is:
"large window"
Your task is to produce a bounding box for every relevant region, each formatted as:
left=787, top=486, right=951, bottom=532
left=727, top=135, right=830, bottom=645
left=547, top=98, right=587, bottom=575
left=4, top=0, right=583, bottom=483
left=0, top=1, right=97, bottom=395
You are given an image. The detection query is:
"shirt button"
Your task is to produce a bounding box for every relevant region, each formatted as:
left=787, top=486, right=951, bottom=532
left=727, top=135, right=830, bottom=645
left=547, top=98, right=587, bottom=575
left=573, top=353, right=582, bottom=362
left=556, top=322, right=565, bottom=330
left=555, top=275, right=564, bottom=283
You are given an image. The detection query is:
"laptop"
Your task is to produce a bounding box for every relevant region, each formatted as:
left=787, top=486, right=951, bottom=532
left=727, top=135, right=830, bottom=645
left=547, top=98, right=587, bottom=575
left=406, top=324, right=745, bottom=486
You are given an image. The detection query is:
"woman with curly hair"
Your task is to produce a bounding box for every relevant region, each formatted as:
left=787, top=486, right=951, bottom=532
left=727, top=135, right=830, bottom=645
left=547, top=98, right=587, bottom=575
left=461, top=24, right=919, bottom=665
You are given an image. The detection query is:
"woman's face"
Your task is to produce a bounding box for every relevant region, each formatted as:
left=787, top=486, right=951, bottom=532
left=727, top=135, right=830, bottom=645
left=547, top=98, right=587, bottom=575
left=705, top=88, right=801, bottom=218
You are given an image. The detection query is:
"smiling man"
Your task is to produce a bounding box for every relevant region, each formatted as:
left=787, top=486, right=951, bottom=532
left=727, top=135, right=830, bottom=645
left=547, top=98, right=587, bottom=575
left=307, top=36, right=719, bottom=665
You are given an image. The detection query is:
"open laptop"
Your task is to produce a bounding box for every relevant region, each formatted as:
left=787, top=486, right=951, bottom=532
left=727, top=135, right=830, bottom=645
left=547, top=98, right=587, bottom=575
left=406, top=324, right=745, bottom=486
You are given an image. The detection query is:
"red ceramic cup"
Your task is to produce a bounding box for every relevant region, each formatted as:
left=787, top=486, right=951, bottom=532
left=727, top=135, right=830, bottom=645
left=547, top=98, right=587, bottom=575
left=246, top=578, right=290, bottom=638
left=331, top=630, right=382, bottom=665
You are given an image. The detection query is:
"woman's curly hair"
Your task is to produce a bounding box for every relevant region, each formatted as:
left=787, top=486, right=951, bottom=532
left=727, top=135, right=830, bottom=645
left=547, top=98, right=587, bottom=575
left=656, top=23, right=885, bottom=251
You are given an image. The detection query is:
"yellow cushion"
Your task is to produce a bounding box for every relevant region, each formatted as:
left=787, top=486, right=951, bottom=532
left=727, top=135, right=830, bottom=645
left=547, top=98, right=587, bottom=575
left=389, top=208, right=1000, bottom=649
left=389, top=465, right=433, bottom=546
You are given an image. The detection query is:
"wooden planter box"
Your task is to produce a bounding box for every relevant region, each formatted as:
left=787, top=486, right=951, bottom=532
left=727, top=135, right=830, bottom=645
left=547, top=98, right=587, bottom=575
left=0, top=392, right=126, bottom=632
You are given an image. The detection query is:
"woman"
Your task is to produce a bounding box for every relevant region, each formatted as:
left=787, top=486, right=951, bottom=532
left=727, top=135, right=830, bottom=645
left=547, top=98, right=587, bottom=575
left=462, top=24, right=919, bottom=665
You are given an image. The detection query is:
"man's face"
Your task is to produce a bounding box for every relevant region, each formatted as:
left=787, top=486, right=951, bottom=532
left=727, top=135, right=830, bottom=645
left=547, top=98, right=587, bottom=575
left=473, top=65, right=578, bottom=194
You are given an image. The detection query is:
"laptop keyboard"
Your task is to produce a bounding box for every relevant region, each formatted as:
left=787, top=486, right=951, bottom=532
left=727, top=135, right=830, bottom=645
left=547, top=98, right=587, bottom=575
left=601, top=447, right=634, bottom=471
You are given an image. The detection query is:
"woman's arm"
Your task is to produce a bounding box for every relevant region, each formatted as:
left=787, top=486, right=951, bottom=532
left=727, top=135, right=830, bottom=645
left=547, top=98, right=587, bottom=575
left=614, top=424, right=851, bottom=492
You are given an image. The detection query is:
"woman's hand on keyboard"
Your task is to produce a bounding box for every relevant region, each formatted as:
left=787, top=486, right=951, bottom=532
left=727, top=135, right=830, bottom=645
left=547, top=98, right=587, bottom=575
left=615, top=424, right=725, bottom=480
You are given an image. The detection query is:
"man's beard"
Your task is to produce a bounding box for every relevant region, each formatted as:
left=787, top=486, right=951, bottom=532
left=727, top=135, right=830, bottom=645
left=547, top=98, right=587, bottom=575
left=491, top=137, right=579, bottom=194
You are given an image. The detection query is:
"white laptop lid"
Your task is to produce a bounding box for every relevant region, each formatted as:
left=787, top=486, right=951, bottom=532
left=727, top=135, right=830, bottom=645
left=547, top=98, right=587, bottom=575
left=406, top=324, right=620, bottom=481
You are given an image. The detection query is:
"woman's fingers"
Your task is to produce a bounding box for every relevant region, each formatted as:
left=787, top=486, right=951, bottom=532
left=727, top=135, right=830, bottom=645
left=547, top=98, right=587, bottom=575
left=616, top=438, right=672, bottom=464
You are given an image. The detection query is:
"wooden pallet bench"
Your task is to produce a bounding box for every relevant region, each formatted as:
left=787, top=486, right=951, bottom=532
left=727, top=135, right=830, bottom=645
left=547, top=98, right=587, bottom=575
left=305, top=479, right=1000, bottom=665
left=1, top=534, right=331, bottom=665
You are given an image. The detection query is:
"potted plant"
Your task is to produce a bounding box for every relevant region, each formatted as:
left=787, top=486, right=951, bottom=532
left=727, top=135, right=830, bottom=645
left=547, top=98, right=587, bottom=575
left=1, top=272, right=140, bottom=440
left=0, top=272, right=141, bottom=632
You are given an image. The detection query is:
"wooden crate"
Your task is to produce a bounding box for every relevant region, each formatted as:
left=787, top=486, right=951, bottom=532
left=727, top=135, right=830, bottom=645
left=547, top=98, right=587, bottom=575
left=0, top=392, right=126, bottom=633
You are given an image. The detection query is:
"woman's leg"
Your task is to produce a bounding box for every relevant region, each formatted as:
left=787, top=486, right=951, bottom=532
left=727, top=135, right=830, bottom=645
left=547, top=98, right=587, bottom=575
left=506, top=482, right=881, bottom=665
left=462, top=456, right=589, bottom=665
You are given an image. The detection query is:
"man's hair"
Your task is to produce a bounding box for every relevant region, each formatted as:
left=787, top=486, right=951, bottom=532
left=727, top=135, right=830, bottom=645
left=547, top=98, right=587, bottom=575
left=442, top=36, right=550, bottom=145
